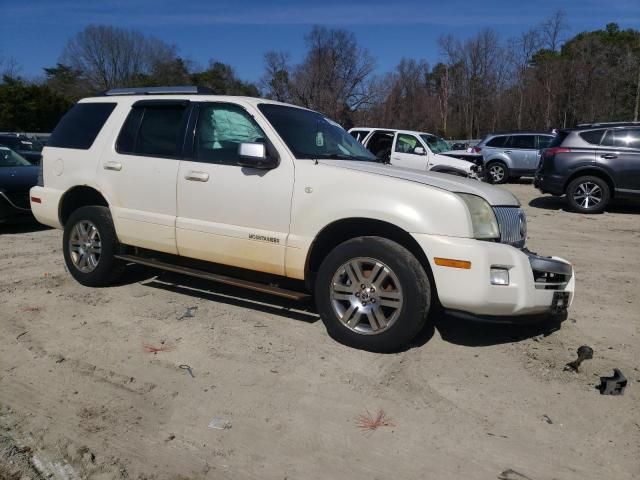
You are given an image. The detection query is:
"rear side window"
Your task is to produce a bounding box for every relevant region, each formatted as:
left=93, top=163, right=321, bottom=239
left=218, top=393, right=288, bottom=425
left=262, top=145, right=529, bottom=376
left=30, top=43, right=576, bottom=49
left=48, top=103, right=116, bottom=150
left=486, top=136, right=508, bottom=148
left=579, top=129, right=605, bottom=145
left=116, top=103, right=189, bottom=158
left=602, top=128, right=640, bottom=150
left=506, top=135, right=536, bottom=149
left=537, top=135, right=554, bottom=148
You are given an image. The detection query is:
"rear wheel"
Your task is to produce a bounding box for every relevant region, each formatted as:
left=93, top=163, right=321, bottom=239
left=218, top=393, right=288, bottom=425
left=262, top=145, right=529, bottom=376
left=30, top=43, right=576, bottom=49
left=566, top=176, right=610, bottom=214
left=63, top=206, right=125, bottom=287
left=315, top=236, right=431, bottom=352
left=486, top=161, right=509, bottom=184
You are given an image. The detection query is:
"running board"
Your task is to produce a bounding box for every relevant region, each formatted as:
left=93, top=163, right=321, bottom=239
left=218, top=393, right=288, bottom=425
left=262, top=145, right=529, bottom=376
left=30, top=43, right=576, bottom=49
left=114, top=254, right=311, bottom=301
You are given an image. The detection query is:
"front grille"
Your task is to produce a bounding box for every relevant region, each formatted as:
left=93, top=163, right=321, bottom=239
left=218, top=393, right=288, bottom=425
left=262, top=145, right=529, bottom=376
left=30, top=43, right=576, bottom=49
left=493, top=207, right=526, bottom=248
left=532, top=270, right=570, bottom=290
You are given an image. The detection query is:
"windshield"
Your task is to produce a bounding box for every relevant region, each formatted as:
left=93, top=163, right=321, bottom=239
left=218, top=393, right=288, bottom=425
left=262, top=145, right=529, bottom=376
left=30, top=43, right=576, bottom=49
left=0, top=148, right=31, bottom=167
left=258, top=104, right=376, bottom=161
left=420, top=134, right=451, bottom=154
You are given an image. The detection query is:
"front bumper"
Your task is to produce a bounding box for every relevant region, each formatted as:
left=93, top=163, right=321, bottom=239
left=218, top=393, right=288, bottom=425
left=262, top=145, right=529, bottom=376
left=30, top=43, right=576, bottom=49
left=413, top=233, right=575, bottom=321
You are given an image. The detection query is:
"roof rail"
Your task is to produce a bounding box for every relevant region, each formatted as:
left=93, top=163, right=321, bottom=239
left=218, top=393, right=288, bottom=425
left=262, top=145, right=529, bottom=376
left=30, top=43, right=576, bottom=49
left=575, top=121, right=640, bottom=128
left=102, top=86, right=215, bottom=96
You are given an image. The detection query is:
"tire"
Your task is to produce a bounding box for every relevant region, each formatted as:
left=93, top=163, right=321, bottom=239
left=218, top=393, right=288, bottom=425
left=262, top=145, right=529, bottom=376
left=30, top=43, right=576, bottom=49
left=565, top=176, right=610, bottom=214
left=315, top=236, right=431, bottom=352
left=486, top=161, right=509, bottom=184
left=63, top=206, right=125, bottom=287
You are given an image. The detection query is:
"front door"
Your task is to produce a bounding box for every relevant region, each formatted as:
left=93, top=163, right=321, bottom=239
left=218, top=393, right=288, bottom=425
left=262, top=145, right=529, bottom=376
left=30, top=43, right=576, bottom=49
left=505, top=134, right=537, bottom=172
left=390, top=133, right=428, bottom=170
left=175, top=102, right=294, bottom=276
left=601, top=127, right=640, bottom=193
left=100, top=100, right=189, bottom=254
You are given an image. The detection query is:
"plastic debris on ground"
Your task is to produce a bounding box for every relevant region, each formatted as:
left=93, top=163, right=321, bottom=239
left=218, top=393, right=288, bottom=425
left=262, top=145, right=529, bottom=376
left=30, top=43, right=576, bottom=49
left=597, top=368, right=627, bottom=395
left=208, top=417, right=232, bottom=430
left=178, top=306, right=198, bottom=320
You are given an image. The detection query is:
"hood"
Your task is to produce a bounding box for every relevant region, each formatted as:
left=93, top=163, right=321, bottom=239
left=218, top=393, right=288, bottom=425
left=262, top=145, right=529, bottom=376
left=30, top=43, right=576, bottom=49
left=318, top=160, right=519, bottom=206
left=431, top=153, right=475, bottom=171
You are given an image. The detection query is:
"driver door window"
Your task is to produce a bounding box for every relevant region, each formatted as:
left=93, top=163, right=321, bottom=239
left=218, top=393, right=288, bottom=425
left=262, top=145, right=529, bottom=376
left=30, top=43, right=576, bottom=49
left=391, top=134, right=428, bottom=170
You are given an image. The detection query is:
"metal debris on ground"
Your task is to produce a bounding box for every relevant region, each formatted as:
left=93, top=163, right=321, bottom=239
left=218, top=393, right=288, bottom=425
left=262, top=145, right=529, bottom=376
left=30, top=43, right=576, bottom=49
left=178, top=306, right=198, bottom=320
left=541, top=414, right=553, bottom=424
left=179, top=364, right=195, bottom=378
left=355, top=409, right=394, bottom=432
left=143, top=343, right=175, bottom=354
left=597, top=368, right=627, bottom=395
left=498, top=469, right=534, bottom=480
left=564, top=345, right=594, bottom=372
left=208, top=417, right=232, bottom=430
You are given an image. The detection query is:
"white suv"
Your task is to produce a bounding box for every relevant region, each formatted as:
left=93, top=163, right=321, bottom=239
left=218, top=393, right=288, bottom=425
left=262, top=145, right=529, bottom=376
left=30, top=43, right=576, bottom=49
left=30, top=87, right=575, bottom=352
left=349, top=127, right=482, bottom=178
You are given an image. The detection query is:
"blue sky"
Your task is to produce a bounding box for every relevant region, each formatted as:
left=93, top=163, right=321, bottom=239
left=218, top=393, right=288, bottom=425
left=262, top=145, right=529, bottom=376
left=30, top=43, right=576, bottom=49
left=2, top=0, right=639, bottom=83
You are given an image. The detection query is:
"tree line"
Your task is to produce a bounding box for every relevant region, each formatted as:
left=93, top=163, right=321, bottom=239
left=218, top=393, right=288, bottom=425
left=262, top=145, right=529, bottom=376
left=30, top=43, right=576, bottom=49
left=1, top=12, right=639, bottom=139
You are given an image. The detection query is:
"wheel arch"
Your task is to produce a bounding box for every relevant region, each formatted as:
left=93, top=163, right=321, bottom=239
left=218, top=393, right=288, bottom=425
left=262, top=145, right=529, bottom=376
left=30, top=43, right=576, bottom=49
left=304, top=217, right=438, bottom=302
left=59, top=186, right=109, bottom=226
left=564, top=168, right=616, bottom=198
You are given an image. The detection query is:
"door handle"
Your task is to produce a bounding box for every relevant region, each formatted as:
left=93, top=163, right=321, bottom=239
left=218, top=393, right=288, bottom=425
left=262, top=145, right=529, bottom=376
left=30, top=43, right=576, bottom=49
left=185, top=171, right=210, bottom=182
left=103, top=161, right=122, bottom=171
left=601, top=154, right=617, bottom=159
left=504, top=150, right=512, bottom=154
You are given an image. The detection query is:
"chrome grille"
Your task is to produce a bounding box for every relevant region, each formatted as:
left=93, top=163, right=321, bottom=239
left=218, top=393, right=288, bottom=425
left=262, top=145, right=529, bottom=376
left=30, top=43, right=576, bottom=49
left=493, top=207, right=527, bottom=248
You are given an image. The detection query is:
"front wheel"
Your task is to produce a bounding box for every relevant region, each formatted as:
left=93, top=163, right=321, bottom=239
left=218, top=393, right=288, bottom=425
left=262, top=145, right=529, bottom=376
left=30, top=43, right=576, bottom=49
left=315, top=237, right=431, bottom=352
left=565, top=176, right=610, bottom=214
left=63, top=206, right=125, bottom=287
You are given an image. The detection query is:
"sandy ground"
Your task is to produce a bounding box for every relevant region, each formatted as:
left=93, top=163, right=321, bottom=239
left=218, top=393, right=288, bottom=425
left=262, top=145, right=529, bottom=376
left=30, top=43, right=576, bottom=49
left=0, top=183, right=638, bottom=480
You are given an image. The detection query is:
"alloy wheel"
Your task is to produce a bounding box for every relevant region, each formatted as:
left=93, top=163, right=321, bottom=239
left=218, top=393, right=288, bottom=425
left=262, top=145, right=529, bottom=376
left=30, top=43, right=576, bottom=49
left=330, top=257, right=403, bottom=335
left=489, top=164, right=505, bottom=183
left=573, top=181, right=602, bottom=209
left=68, top=220, right=102, bottom=273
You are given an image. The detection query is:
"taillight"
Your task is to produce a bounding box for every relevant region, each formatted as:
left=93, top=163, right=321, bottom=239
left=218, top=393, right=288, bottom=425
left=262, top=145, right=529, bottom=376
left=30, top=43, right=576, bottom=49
left=472, top=146, right=482, bottom=153
left=543, top=147, right=570, bottom=157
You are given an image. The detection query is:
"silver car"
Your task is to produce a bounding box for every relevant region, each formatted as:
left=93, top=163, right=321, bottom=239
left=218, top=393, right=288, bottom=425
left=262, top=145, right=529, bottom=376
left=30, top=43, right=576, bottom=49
left=475, top=132, right=554, bottom=183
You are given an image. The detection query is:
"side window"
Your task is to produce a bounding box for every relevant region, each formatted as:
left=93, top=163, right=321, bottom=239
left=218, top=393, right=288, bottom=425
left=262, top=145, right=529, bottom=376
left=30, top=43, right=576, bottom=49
left=579, top=129, right=605, bottom=145
left=195, top=103, right=266, bottom=165
left=349, top=130, right=368, bottom=143
left=116, top=103, right=188, bottom=158
left=48, top=103, right=117, bottom=150
left=507, top=135, right=536, bottom=149
left=486, top=136, right=508, bottom=148
left=395, top=134, right=420, bottom=154
left=602, top=129, right=640, bottom=150
left=537, top=136, right=553, bottom=148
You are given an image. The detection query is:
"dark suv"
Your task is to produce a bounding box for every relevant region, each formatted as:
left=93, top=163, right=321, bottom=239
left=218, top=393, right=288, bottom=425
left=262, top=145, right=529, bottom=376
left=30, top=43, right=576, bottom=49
left=0, top=134, right=44, bottom=165
left=534, top=123, right=640, bottom=213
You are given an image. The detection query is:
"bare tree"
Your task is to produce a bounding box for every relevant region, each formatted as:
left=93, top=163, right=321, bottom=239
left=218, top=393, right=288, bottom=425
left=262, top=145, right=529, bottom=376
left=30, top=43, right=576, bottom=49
left=61, top=25, right=178, bottom=90
left=261, top=51, right=292, bottom=102
left=290, top=26, right=376, bottom=123
left=507, top=29, right=542, bottom=128
left=540, top=10, right=568, bottom=52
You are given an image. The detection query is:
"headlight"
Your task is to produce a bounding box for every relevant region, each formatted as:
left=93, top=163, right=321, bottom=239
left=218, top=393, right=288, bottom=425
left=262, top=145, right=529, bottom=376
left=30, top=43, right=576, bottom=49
left=457, top=193, right=500, bottom=240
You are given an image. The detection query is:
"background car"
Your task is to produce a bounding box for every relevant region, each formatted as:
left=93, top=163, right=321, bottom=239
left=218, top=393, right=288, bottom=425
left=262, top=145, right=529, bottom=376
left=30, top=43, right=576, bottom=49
left=475, top=131, right=554, bottom=183
left=535, top=122, right=640, bottom=213
left=0, top=133, right=44, bottom=165
left=349, top=127, right=481, bottom=178
left=0, top=146, right=39, bottom=224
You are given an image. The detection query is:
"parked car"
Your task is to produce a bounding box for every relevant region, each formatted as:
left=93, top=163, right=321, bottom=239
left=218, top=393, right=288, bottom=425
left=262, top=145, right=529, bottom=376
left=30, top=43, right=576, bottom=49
left=0, top=146, right=39, bottom=224
left=474, top=131, right=555, bottom=184
left=349, top=127, right=481, bottom=178
left=535, top=122, right=640, bottom=213
left=0, top=133, right=44, bottom=165
left=450, top=142, right=468, bottom=150
left=30, top=87, right=574, bottom=351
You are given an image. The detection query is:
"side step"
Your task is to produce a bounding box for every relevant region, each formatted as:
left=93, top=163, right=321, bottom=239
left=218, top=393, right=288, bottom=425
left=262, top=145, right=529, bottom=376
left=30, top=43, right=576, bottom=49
left=114, top=254, right=311, bottom=301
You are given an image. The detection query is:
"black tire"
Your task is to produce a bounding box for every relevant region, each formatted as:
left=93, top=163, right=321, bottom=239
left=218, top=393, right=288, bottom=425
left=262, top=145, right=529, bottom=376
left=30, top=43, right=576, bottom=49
left=63, top=206, right=125, bottom=287
left=486, top=161, right=509, bottom=184
left=315, top=236, right=431, bottom=352
left=565, top=175, right=610, bottom=214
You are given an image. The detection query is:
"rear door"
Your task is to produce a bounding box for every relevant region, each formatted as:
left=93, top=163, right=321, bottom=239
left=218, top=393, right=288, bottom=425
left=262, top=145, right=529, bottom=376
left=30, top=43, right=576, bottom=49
left=600, top=128, right=640, bottom=193
left=390, top=133, right=428, bottom=170
left=505, top=135, right=537, bottom=172
left=100, top=100, right=189, bottom=254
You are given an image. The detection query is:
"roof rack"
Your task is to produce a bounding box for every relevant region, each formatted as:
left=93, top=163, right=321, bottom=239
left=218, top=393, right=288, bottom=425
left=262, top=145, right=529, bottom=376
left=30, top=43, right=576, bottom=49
left=102, top=86, right=215, bottom=96
left=575, top=121, right=640, bottom=128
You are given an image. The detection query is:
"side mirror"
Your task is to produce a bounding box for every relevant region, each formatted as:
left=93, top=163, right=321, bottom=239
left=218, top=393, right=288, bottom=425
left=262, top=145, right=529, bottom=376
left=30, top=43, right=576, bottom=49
left=413, top=146, right=426, bottom=155
left=237, top=142, right=278, bottom=169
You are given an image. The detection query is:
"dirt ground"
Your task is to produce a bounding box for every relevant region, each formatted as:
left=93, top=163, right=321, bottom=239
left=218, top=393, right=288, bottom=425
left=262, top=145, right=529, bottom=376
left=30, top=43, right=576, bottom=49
left=0, top=183, right=638, bottom=480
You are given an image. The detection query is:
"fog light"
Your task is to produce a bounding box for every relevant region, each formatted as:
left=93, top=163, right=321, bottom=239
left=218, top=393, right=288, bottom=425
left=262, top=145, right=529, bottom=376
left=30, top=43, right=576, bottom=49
left=490, top=267, right=509, bottom=286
